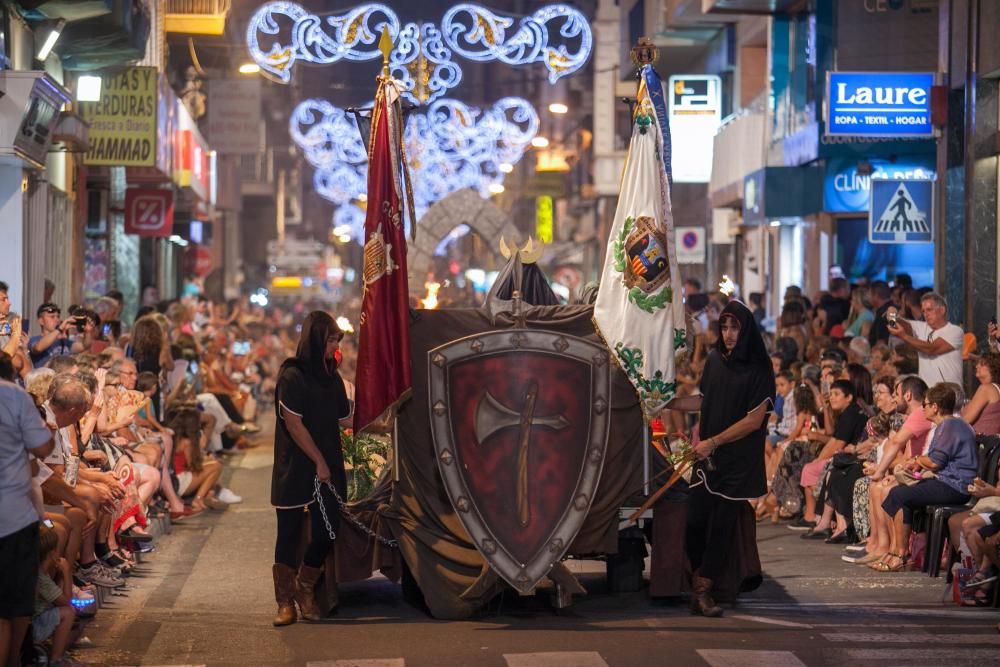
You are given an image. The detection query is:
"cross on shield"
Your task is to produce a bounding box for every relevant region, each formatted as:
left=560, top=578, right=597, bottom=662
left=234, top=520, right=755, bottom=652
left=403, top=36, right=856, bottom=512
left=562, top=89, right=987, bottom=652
left=428, top=329, right=611, bottom=594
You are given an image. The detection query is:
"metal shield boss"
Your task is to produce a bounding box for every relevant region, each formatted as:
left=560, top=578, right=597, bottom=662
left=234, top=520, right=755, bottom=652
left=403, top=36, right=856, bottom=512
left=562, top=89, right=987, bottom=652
left=428, top=329, right=612, bottom=594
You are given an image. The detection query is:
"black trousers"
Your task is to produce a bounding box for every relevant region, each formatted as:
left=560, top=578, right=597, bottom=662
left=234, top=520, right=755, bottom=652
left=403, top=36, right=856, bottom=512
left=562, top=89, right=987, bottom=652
left=686, top=482, right=743, bottom=581
left=0, top=522, right=39, bottom=618
left=213, top=392, right=245, bottom=424
left=274, top=484, right=338, bottom=569
left=882, top=479, right=969, bottom=525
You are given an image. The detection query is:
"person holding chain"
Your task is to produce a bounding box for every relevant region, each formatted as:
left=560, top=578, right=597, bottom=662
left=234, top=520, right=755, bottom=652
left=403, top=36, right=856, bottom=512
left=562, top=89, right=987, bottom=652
left=666, top=299, right=775, bottom=617
left=271, top=311, right=352, bottom=626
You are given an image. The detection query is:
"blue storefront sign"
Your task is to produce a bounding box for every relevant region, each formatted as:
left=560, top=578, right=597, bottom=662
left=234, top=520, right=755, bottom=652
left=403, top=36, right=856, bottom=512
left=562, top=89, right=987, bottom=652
left=827, top=72, right=934, bottom=137
left=824, top=156, right=935, bottom=212
left=868, top=178, right=934, bottom=244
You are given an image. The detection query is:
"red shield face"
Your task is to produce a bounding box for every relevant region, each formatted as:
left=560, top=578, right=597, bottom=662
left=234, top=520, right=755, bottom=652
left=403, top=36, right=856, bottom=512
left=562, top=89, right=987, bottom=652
left=429, top=330, right=611, bottom=593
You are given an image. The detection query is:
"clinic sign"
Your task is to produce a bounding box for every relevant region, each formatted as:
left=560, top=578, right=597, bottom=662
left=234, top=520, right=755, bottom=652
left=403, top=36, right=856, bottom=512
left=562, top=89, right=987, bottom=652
left=826, top=72, right=934, bottom=138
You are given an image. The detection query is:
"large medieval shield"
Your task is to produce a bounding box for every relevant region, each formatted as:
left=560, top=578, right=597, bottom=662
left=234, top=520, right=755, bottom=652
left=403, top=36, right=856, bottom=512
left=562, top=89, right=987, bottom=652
left=428, top=329, right=612, bottom=594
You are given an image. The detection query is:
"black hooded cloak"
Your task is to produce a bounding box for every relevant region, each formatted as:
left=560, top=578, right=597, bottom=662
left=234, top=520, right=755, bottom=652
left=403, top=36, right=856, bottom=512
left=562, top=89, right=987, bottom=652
left=695, top=299, right=776, bottom=500
left=271, top=314, right=351, bottom=508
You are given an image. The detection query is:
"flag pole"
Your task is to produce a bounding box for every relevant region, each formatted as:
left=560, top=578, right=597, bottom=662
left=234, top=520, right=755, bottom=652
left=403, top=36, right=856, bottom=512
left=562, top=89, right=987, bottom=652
left=642, top=419, right=650, bottom=496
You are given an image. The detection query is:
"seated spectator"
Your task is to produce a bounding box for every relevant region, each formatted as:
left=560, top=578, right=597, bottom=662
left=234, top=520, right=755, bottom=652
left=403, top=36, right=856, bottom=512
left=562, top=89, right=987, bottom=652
left=772, top=381, right=824, bottom=524
left=170, top=408, right=227, bottom=512
left=962, top=351, right=1000, bottom=435
left=879, top=384, right=977, bottom=572
left=947, top=455, right=1000, bottom=591
left=33, top=526, right=82, bottom=667
left=799, top=380, right=868, bottom=538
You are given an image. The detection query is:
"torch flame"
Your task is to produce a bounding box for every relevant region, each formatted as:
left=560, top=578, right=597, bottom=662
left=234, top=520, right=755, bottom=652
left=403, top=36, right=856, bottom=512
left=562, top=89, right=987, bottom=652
left=421, top=281, right=441, bottom=309
left=719, top=275, right=736, bottom=297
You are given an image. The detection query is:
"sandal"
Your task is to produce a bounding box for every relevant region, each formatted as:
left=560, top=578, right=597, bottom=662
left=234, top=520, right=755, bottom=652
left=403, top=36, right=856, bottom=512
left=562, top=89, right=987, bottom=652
left=869, top=553, right=900, bottom=572
left=876, top=553, right=909, bottom=572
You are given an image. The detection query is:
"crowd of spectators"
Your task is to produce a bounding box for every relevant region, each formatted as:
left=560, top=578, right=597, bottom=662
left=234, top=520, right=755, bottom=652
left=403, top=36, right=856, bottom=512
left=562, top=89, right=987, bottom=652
left=669, top=275, right=1000, bottom=606
left=0, top=279, right=302, bottom=666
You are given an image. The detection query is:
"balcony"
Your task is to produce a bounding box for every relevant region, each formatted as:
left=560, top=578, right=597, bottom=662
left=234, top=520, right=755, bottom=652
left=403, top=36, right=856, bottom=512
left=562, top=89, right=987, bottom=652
left=165, top=0, right=231, bottom=36
left=702, top=0, right=803, bottom=14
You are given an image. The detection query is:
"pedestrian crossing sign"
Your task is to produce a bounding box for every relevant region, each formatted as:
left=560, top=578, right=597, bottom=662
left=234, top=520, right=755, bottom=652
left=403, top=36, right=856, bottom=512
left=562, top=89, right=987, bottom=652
left=868, top=178, right=934, bottom=244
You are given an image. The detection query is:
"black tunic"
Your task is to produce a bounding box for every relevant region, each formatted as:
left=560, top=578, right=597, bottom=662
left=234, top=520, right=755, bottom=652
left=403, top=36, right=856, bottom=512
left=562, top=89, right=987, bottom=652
left=271, top=362, right=351, bottom=508
left=695, top=301, right=776, bottom=500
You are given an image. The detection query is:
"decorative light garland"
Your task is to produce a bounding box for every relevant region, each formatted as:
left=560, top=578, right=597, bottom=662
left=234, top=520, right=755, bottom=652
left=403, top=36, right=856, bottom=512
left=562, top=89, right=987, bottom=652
left=247, top=2, right=592, bottom=104
left=291, top=96, right=539, bottom=242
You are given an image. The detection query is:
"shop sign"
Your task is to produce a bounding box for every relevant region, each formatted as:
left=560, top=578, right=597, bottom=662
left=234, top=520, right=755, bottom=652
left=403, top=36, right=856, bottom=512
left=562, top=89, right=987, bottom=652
left=668, top=75, right=721, bottom=183
left=80, top=67, right=157, bottom=167
left=824, top=156, right=934, bottom=212
left=742, top=169, right=765, bottom=226
left=826, top=72, right=934, bottom=138
left=174, top=129, right=210, bottom=200
left=124, top=188, right=174, bottom=237
left=535, top=196, right=553, bottom=243
left=206, top=79, right=262, bottom=155
left=675, top=227, right=705, bottom=264
left=868, top=178, right=933, bottom=244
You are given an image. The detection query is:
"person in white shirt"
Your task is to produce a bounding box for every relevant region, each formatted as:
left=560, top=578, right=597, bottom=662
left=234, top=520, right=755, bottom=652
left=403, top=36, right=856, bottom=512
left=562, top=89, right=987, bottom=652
left=887, top=292, right=965, bottom=387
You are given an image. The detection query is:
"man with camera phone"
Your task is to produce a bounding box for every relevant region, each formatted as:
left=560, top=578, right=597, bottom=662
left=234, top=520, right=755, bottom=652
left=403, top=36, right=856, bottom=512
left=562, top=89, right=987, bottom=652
left=28, top=303, right=77, bottom=367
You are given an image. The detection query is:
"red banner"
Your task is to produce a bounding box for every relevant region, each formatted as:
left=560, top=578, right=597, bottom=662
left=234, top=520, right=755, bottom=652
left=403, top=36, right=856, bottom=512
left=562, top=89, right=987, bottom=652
left=124, top=188, right=174, bottom=237
left=353, top=81, right=412, bottom=433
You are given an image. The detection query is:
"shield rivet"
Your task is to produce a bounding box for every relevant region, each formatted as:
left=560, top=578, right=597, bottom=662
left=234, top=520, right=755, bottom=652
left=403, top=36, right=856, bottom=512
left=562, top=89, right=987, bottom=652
left=553, top=336, right=569, bottom=352
left=481, top=539, right=497, bottom=554
left=432, top=352, right=447, bottom=367
left=440, top=449, right=454, bottom=466
left=548, top=538, right=564, bottom=553
left=433, top=401, right=447, bottom=417
left=516, top=570, right=531, bottom=584
left=510, top=333, right=527, bottom=348
left=589, top=447, right=603, bottom=463
left=573, top=494, right=589, bottom=511
left=594, top=397, right=607, bottom=414
left=470, top=339, right=484, bottom=353
left=592, top=352, right=608, bottom=366
left=455, top=496, right=470, bottom=512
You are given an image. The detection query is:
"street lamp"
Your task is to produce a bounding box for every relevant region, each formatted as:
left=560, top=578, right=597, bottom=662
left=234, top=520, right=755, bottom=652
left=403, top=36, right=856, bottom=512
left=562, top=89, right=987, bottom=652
left=498, top=162, right=514, bottom=173
left=531, top=136, right=550, bottom=148
left=488, top=183, right=505, bottom=194
left=238, top=63, right=261, bottom=74
left=548, top=103, right=569, bottom=114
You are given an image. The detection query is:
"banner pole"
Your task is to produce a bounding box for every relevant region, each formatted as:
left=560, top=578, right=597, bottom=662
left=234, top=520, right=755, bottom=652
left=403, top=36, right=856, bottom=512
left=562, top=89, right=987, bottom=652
left=642, top=418, right=650, bottom=496
left=393, top=416, right=400, bottom=483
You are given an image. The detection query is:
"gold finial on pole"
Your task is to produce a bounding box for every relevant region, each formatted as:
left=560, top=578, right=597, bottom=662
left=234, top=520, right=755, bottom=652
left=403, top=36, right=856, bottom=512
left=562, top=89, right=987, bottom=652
left=378, top=25, right=393, bottom=78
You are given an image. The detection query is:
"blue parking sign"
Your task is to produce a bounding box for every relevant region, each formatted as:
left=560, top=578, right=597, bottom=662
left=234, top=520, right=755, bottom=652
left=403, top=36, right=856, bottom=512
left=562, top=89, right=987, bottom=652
left=868, top=178, right=934, bottom=244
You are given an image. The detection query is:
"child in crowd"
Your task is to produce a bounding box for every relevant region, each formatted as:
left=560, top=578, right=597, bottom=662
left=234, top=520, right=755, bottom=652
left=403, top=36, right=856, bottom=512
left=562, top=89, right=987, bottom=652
left=34, top=526, right=82, bottom=667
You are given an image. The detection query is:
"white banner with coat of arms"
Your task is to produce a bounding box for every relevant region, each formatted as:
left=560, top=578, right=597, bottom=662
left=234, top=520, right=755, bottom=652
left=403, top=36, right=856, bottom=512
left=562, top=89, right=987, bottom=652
left=593, top=68, right=686, bottom=418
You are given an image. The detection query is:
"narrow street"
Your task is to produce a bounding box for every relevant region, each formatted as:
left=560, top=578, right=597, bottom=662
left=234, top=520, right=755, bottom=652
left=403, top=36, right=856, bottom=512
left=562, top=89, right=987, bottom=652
left=76, top=416, right=1000, bottom=667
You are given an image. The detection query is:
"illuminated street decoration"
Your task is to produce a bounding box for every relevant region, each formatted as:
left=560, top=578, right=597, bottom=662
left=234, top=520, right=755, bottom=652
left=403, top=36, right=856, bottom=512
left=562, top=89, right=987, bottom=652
left=291, top=96, right=539, bottom=241
left=247, top=3, right=399, bottom=82
left=440, top=3, right=591, bottom=83
left=247, top=2, right=591, bottom=104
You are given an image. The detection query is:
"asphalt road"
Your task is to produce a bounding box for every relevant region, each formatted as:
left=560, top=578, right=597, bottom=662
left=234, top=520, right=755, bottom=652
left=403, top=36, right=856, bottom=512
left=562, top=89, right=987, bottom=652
left=75, top=416, right=1000, bottom=667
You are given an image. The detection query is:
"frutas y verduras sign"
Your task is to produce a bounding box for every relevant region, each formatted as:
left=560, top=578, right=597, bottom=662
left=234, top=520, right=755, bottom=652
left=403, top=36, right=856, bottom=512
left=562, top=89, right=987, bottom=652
left=80, top=67, right=157, bottom=166
left=826, top=71, right=934, bottom=138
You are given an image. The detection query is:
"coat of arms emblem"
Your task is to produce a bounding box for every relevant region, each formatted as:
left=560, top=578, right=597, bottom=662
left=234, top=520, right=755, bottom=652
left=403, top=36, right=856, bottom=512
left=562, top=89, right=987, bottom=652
left=621, top=215, right=670, bottom=294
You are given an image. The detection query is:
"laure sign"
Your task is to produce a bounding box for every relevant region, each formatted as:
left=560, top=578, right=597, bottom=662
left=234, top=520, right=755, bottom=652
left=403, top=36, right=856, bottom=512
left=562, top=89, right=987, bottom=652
left=826, top=72, right=934, bottom=138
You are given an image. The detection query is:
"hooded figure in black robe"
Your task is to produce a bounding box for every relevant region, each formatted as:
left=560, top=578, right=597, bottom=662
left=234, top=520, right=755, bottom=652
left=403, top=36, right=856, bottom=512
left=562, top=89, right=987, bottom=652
left=686, top=299, right=775, bottom=616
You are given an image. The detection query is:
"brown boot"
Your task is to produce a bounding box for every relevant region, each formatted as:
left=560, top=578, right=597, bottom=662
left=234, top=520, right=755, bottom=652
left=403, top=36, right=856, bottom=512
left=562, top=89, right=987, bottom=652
left=272, top=564, right=298, bottom=626
left=690, top=575, right=724, bottom=617
left=295, top=564, right=324, bottom=621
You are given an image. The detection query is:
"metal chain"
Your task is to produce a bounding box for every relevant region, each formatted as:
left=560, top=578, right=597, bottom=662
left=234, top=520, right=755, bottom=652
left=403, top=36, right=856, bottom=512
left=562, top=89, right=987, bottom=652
left=312, top=476, right=398, bottom=548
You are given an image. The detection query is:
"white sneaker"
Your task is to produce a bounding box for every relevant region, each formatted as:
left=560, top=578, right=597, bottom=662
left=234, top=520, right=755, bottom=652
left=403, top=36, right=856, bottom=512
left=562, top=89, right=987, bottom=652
left=78, top=562, right=124, bottom=588
left=217, top=487, right=243, bottom=504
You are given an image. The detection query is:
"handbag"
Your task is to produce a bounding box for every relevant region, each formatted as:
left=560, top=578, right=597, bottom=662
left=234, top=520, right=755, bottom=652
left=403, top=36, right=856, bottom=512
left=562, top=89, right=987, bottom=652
left=831, top=452, right=860, bottom=469
left=970, top=495, right=1000, bottom=514
left=894, top=467, right=937, bottom=487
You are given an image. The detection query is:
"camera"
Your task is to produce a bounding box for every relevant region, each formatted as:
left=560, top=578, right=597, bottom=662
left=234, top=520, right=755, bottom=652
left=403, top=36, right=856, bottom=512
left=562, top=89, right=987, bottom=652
left=887, top=312, right=897, bottom=326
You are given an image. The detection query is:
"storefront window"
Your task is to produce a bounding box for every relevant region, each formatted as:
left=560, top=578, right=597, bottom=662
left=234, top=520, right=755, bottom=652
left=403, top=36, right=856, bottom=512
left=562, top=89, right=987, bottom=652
left=836, top=217, right=934, bottom=287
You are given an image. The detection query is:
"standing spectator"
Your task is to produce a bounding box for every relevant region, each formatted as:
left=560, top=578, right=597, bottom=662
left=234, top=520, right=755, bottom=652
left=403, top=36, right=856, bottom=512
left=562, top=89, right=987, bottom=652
left=29, top=303, right=76, bottom=367
left=683, top=278, right=702, bottom=299
left=816, top=278, right=852, bottom=335
left=844, top=287, right=874, bottom=339
left=0, top=360, right=55, bottom=667
left=868, top=281, right=896, bottom=347
left=887, top=293, right=964, bottom=387
left=749, top=292, right=766, bottom=331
